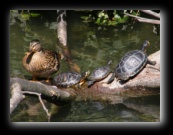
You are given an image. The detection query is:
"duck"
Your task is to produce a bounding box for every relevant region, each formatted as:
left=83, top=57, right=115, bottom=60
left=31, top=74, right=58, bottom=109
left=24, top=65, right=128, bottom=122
left=22, top=39, right=61, bottom=82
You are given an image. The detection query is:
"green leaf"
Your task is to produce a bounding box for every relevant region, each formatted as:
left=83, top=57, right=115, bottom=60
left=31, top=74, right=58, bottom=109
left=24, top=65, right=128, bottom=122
left=30, top=13, right=41, bottom=17
left=95, top=18, right=101, bottom=24
left=21, top=13, right=30, bottom=20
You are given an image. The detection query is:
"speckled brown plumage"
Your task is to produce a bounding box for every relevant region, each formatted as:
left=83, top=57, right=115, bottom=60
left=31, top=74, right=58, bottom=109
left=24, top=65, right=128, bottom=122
left=22, top=39, right=61, bottom=81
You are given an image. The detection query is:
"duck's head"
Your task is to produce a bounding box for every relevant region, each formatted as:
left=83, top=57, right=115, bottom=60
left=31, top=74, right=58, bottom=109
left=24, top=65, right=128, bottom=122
left=29, top=39, right=41, bottom=52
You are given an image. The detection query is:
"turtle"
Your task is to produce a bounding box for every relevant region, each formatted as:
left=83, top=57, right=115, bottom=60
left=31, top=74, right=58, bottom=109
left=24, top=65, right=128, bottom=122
left=22, top=39, right=61, bottom=82
left=87, top=60, right=112, bottom=87
left=107, top=40, right=156, bottom=84
left=52, top=71, right=90, bottom=88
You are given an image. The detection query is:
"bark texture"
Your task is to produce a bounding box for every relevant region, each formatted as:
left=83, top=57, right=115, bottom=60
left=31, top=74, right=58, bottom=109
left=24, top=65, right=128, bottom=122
left=57, top=10, right=67, bottom=46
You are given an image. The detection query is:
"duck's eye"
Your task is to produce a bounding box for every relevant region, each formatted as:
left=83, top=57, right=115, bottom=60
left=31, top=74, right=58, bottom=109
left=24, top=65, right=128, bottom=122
left=30, top=43, right=41, bottom=52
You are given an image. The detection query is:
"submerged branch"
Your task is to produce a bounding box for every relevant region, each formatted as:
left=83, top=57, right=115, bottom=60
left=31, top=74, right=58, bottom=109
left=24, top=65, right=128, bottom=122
left=22, top=91, right=51, bottom=122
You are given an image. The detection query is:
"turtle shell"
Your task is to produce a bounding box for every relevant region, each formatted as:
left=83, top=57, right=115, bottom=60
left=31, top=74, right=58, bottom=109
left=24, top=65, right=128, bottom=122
left=52, top=72, right=82, bottom=88
left=87, top=60, right=112, bottom=86
left=52, top=71, right=90, bottom=88
left=115, top=50, right=147, bottom=80
left=107, top=40, right=156, bottom=84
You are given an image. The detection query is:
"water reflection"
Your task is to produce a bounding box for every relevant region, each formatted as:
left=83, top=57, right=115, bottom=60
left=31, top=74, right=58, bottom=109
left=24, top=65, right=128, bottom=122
left=51, top=95, right=160, bottom=122
left=10, top=10, right=160, bottom=122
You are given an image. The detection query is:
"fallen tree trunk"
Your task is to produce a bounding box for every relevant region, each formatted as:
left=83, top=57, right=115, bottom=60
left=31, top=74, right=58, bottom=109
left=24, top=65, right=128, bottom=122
left=10, top=78, right=76, bottom=114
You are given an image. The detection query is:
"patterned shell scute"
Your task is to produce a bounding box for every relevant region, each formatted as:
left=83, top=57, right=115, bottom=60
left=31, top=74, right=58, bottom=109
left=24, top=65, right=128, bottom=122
left=89, top=66, right=110, bottom=81
left=52, top=72, right=82, bottom=87
left=115, top=50, right=147, bottom=80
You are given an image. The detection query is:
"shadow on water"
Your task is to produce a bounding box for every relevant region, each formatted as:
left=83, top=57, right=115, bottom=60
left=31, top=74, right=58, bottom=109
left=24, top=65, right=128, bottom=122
left=10, top=10, right=160, bottom=122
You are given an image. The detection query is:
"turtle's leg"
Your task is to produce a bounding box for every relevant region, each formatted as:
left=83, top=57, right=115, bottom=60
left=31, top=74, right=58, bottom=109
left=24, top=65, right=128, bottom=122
left=116, top=78, right=120, bottom=88
left=147, top=58, right=160, bottom=71
left=147, top=58, right=156, bottom=65
left=72, top=85, right=80, bottom=90
left=79, top=79, right=87, bottom=88
left=74, top=80, right=87, bottom=89
left=107, top=72, right=115, bottom=84
left=87, top=80, right=94, bottom=87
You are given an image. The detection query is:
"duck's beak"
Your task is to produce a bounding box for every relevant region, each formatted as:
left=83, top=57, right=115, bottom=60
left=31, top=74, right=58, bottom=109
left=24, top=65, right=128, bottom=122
left=29, top=48, right=33, bottom=52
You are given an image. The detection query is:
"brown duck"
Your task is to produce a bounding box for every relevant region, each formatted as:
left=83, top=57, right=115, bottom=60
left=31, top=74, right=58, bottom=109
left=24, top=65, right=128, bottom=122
left=22, top=39, right=61, bottom=82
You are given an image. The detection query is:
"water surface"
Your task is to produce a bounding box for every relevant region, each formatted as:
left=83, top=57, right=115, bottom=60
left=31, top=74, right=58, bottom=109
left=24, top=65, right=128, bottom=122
left=10, top=10, right=160, bottom=122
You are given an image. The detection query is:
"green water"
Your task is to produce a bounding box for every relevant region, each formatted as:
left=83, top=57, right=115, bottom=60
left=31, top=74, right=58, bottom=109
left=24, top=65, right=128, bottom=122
left=10, top=10, right=160, bottom=122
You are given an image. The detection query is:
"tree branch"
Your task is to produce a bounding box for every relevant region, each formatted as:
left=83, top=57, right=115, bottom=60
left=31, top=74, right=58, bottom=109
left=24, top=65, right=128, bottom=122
left=10, top=83, right=24, bottom=114
left=57, top=10, right=67, bottom=46
left=124, top=12, right=160, bottom=24
left=22, top=91, right=51, bottom=122
left=10, top=78, right=76, bottom=101
left=140, top=10, right=160, bottom=19
left=10, top=78, right=76, bottom=114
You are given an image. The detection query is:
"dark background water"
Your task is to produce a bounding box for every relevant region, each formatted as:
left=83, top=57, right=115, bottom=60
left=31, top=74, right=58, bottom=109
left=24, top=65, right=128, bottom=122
left=10, top=10, right=160, bottom=122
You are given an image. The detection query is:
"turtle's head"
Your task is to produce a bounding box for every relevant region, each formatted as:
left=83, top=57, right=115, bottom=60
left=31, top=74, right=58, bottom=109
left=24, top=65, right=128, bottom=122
left=108, top=60, right=112, bottom=65
left=83, top=70, right=90, bottom=78
left=142, top=40, right=150, bottom=52
left=80, top=70, right=90, bottom=85
left=29, top=39, right=41, bottom=52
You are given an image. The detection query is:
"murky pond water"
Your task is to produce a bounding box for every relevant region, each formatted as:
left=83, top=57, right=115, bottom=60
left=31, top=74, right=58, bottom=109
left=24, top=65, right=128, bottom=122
left=10, top=10, right=160, bottom=122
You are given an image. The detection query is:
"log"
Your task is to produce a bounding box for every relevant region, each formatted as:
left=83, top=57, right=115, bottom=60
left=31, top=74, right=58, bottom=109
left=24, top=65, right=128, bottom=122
left=10, top=78, right=76, bottom=114
left=101, top=50, right=160, bottom=89
left=96, top=50, right=159, bottom=88
left=75, top=50, right=160, bottom=103
left=10, top=78, right=76, bottom=101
